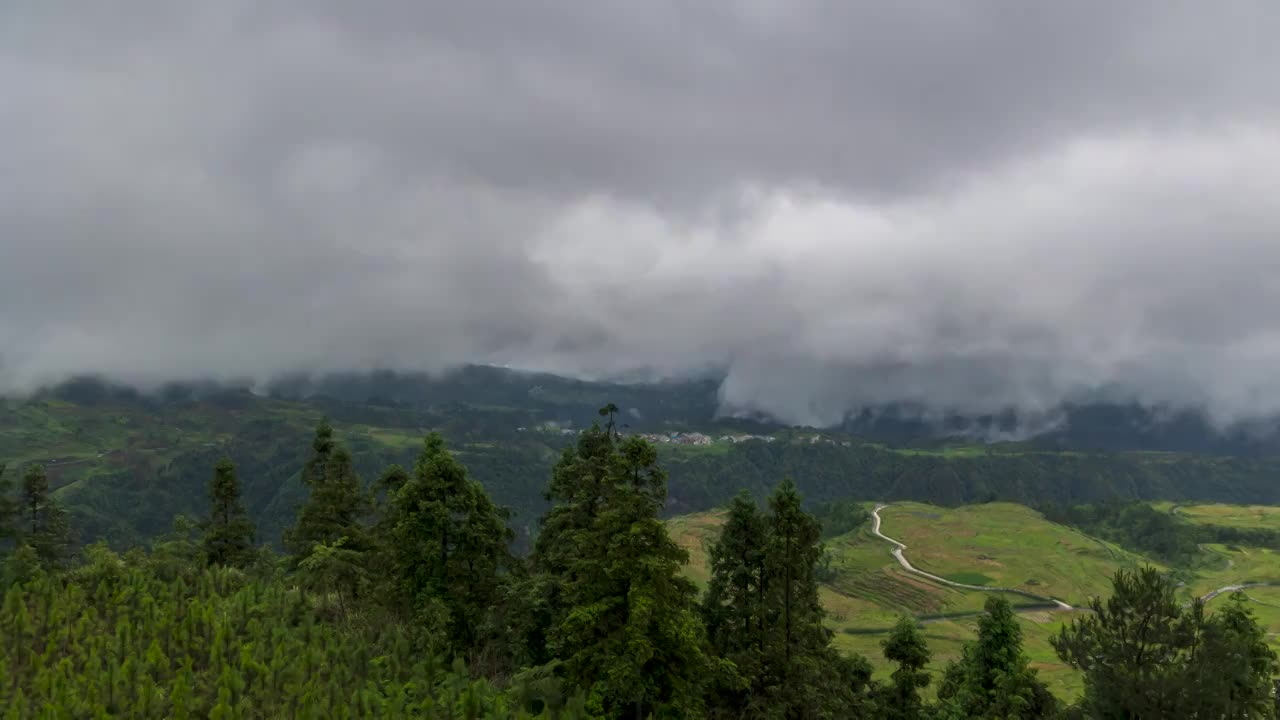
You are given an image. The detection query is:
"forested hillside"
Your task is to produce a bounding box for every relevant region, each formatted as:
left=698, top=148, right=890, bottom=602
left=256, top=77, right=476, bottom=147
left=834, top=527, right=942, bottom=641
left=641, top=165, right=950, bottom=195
left=2, top=408, right=1276, bottom=718
left=8, top=373, right=1280, bottom=550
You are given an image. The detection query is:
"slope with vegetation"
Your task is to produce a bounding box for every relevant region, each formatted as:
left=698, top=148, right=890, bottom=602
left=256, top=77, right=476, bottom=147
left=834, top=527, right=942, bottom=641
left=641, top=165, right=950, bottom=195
left=13, top=374, right=1280, bottom=555
left=2, top=404, right=1279, bottom=717
left=673, top=500, right=1161, bottom=700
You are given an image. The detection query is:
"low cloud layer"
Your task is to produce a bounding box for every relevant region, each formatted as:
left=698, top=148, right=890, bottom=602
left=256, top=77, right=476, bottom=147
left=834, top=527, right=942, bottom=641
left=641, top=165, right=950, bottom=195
left=3, top=2, right=1280, bottom=427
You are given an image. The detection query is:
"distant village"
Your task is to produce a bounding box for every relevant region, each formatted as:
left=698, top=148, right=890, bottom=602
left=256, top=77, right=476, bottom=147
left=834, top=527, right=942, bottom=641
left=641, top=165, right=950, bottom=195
left=515, top=423, right=853, bottom=448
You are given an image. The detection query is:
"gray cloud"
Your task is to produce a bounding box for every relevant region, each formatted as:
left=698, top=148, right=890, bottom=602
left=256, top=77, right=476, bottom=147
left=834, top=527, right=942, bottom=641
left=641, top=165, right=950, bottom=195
left=3, top=1, right=1280, bottom=427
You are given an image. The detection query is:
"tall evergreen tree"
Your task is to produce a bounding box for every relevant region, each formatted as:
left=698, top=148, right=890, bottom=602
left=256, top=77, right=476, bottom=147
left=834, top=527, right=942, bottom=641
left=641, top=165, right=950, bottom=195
left=200, top=458, right=256, bottom=568
left=300, top=417, right=335, bottom=488
left=766, top=479, right=825, bottom=671
left=285, top=445, right=368, bottom=562
left=702, top=480, right=874, bottom=718
left=1050, top=566, right=1272, bottom=719
left=765, top=478, right=862, bottom=717
left=538, top=412, right=715, bottom=719
left=519, top=419, right=618, bottom=667
left=880, top=617, right=931, bottom=720
left=0, top=464, right=17, bottom=547
left=936, top=596, right=1056, bottom=719
left=702, top=491, right=768, bottom=713
left=1185, top=594, right=1279, bottom=719
left=19, top=464, right=72, bottom=567
left=379, top=433, right=512, bottom=654
left=1052, top=567, right=1187, bottom=717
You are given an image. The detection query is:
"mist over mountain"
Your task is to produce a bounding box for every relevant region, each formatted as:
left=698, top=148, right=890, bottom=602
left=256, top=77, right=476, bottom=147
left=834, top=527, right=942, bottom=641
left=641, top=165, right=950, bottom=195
left=24, top=369, right=1280, bottom=458
left=5, top=3, right=1280, bottom=433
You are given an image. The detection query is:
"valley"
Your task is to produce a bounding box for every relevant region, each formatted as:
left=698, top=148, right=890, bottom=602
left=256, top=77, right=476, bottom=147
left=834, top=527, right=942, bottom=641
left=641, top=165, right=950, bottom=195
left=671, top=499, right=1280, bottom=701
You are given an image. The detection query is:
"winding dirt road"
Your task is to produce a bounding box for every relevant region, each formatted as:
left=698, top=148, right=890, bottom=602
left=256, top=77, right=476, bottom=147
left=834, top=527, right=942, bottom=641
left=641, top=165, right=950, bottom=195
left=871, top=504, right=1074, bottom=611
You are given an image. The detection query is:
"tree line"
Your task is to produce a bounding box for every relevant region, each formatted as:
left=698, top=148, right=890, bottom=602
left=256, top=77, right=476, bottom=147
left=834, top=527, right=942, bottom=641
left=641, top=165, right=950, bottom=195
left=1040, top=500, right=1280, bottom=568
left=1, top=406, right=1279, bottom=717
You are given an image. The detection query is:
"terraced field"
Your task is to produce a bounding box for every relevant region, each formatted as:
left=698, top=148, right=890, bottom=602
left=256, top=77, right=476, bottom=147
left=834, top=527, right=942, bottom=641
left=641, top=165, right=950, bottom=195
left=1174, top=503, right=1280, bottom=531
left=876, top=502, right=1153, bottom=605
left=667, top=501, right=1134, bottom=700
left=1185, top=544, right=1280, bottom=598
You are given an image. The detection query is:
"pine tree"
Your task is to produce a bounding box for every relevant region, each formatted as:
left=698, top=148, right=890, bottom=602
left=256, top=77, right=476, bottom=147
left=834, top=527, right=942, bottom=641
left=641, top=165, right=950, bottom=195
left=766, top=479, right=825, bottom=671
left=0, top=464, right=17, bottom=548
left=298, top=538, right=368, bottom=618
left=301, top=417, right=335, bottom=488
left=379, top=433, right=512, bottom=654
left=1052, top=566, right=1198, bottom=718
left=1056, top=568, right=1278, bottom=720
left=519, top=419, right=619, bottom=667
left=285, top=445, right=368, bottom=562
left=763, top=478, right=855, bottom=717
left=20, top=465, right=72, bottom=567
left=1186, top=593, right=1279, bottom=719
left=936, top=596, right=1056, bottom=719
left=200, top=458, right=256, bottom=568
left=880, top=617, right=931, bottom=720
left=539, top=411, right=715, bottom=718
left=702, top=491, right=768, bottom=709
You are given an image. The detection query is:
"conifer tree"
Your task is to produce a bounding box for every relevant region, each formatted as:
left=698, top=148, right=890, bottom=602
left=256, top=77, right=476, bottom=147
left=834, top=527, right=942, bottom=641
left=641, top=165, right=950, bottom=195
left=379, top=433, right=512, bottom=654
left=1052, top=567, right=1194, bottom=718
left=1054, top=567, right=1278, bottom=719
left=1186, top=594, right=1279, bottom=719
left=285, top=445, right=368, bottom=562
left=300, top=417, right=335, bottom=488
left=0, top=464, right=17, bottom=548
left=200, top=458, right=256, bottom=568
left=702, top=491, right=768, bottom=712
left=20, top=464, right=72, bottom=567
left=936, top=596, right=1056, bottom=719
left=519, top=419, right=618, bottom=667
left=539, top=410, right=715, bottom=718
left=880, top=617, right=931, bottom=720
left=766, top=479, right=825, bottom=670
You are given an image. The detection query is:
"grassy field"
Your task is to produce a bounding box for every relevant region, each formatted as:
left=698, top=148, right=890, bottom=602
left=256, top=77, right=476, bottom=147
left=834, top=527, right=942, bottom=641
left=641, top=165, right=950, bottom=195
left=877, top=502, right=1153, bottom=605
left=1174, top=504, right=1280, bottom=531
left=667, top=502, right=1113, bottom=701
left=830, top=610, right=1082, bottom=700
left=1184, top=544, right=1280, bottom=598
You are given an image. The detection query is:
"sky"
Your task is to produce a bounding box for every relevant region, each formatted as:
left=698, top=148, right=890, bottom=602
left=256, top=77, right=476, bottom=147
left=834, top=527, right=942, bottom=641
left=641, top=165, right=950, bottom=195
left=3, top=2, right=1280, bottom=427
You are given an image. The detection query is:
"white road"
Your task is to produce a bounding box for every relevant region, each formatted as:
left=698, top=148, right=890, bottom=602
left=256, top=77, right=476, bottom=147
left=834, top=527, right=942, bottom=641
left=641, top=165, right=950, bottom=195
left=871, top=503, right=1073, bottom=611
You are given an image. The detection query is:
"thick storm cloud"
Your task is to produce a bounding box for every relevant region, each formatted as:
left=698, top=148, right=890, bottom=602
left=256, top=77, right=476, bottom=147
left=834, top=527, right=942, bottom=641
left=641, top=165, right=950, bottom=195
left=3, top=1, right=1280, bottom=426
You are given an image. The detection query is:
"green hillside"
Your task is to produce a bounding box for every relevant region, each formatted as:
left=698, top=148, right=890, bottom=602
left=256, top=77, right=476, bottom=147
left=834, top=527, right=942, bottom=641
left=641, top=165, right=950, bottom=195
left=669, top=501, right=1165, bottom=700
left=876, top=502, right=1155, bottom=604
left=1174, top=503, right=1280, bottom=531
left=11, top=376, right=1280, bottom=553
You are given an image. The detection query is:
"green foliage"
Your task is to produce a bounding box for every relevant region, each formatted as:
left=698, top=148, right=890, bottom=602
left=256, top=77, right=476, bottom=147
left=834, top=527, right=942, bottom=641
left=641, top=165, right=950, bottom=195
left=1052, top=566, right=1280, bottom=719
left=376, top=432, right=513, bottom=656
left=1045, top=500, right=1280, bottom=567
left=284, top=443, right=369, bottom=562
left=201, top=457, right=256, bottom=568
left=702, top=483, right=876, bottom=718
left=880, top=617, right=931, bottom=720
left=0, top=547, right=581, bottom=718
left=702, top=491, right=768, bottom=715
left=0, top=464, right=16, bottom=545
left=298, top=537, right=369, bottom=619
left=16, top=376, right=1280, bottom=555
left=7, top=393, right=1280, bottom=718
left=19, top=464, right=72, bottom=568
left=813, top=499, right=872, bottom=539
left=301, top=416, right=335, bottom=488
left=534, top=416, right=715, bottom=718
left=935, top=597, right=1057, bottom=719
